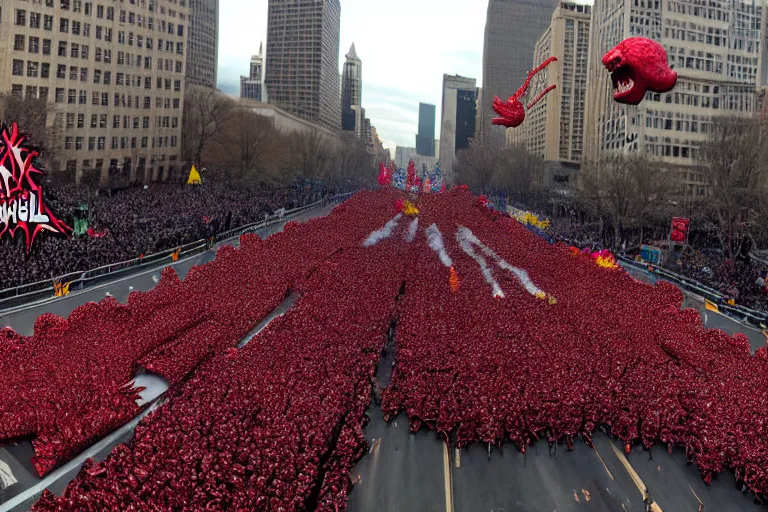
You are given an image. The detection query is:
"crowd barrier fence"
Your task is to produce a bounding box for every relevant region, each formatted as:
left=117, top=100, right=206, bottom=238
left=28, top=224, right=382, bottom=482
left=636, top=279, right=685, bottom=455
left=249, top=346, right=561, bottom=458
left=618, top=255, right=768, bottom=328
left=0, top=192, right=355, bottom=312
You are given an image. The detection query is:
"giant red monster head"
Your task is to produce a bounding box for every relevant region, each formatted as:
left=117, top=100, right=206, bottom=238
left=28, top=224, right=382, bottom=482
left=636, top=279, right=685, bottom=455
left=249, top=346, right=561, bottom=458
left=602, top=37, right=677, bottom=105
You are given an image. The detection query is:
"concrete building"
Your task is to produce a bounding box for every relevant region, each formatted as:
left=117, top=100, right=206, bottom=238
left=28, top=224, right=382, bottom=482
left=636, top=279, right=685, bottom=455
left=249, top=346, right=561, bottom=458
left=584, top=0, right=764, bottom=196
left=514, top=2, right=591, bottom=167
left=265, top=0, right=341, bottom=131
left=186, top=0, right=218, bottom=89
left=0, top=0, right=189, bottom=182
left=480, top=0, right=559, bottom=148
left=241, top=99, right=339, bottom=143
left=240, top=44, right=264, bottom=101
left=416, top=102, right=436, bottom=156
left=395, top=145, right=437, bottom=172
left=341, top=43, right=363, bottom=137
left=439, top=74, right=477, bottom=182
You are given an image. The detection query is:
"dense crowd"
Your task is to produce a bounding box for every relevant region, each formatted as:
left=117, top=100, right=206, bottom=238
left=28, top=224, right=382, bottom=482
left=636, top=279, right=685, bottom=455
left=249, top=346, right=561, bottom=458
left=0, top=176, right=323, bottom=290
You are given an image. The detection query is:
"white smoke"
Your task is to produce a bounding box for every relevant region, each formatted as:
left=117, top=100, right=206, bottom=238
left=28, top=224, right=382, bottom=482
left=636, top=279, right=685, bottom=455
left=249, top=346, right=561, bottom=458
left=363, top=214, right=403, bottom=247
left=426, top=224, right=453, bottom=268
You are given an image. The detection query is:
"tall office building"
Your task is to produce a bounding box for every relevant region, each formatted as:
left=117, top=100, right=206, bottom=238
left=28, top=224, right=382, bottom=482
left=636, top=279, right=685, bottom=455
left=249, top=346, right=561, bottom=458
left=240, top=44, right=264, bottom=101
left=584, top=0, right=764, bottom=196
left=480, top=0, right=559, bottom=148
left=265, top=0, right=341, bottom=131
left=515, top=2, right=590, bottom=164
left=341, top=43, right=363, bottom=137
left=416, top=102, right=436, bottom=156
left=0, top=0, right=189, bottom=182
left=186, top=0, right=219, bottom=88
left=439, top=74, right=477, bottom=182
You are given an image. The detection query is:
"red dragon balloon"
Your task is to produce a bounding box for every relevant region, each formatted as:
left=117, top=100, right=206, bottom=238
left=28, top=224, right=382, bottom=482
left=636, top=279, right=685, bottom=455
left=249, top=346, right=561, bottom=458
left=492, top=57, right=558, bottom=128
left=602, top=37, right=678, bottom=105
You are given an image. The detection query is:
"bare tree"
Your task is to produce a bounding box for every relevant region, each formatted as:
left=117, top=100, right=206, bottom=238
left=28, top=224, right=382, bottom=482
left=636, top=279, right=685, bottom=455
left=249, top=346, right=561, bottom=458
left=205, top=106, right=278, bottom=179
left=698, top=117, right=768, bottom=259
left=182, top=86, right=234, bottom=167
left=332, top=133, right=375, bottom=190
left=289, top=129, right=334, bottom=182
left=576, top=154, right=676, bottom=247
left=494, top=145, right=546, bottom=204
left=454, top=135, right=499, bottom=194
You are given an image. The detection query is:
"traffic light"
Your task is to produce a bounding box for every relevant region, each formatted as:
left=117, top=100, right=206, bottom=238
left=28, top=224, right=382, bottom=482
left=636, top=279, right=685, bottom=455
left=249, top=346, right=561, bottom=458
left=670, top=217, right=690, bottom=244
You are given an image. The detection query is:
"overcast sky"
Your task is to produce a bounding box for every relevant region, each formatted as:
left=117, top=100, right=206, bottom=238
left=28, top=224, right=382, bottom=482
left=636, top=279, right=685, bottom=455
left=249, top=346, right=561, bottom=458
left=218, top=0, right=592, bottom=153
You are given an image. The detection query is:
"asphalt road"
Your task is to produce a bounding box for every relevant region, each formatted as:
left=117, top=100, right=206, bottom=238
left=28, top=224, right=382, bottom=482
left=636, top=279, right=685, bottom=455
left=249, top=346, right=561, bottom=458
left=0, top=204, right=337, bottom=512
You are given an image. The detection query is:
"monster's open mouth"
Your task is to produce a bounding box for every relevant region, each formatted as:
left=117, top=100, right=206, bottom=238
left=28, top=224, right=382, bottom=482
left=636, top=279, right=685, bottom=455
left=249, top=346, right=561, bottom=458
left=610, top=65, right=635, bottom=99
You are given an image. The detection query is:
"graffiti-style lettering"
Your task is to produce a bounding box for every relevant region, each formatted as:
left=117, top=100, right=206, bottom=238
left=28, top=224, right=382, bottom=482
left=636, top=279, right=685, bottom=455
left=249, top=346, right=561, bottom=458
left=0, top=123, right=69, bottom=251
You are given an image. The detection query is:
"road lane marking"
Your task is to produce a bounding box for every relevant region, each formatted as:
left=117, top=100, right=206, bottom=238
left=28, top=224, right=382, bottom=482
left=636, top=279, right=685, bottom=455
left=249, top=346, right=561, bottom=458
left=609, top=442, right=663, bottom=512
left=443, top=443, right=453, bottom=512
left=455, top=447, right=460, bottom=468
left=592, top=444, right=615, bottom=481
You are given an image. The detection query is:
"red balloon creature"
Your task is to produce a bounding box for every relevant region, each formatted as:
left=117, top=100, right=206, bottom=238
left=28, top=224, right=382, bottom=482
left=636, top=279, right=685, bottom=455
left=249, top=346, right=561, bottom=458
left=492, top=57, right=558, bottom=128
left=602, top=37, right=678, bottom=106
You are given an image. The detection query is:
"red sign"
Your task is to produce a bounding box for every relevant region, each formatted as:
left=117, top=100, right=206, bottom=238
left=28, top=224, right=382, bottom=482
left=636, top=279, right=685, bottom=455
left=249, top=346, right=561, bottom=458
left=670, top=217, right=690, bottom=244
left=0, top=123, right=70, bottom=251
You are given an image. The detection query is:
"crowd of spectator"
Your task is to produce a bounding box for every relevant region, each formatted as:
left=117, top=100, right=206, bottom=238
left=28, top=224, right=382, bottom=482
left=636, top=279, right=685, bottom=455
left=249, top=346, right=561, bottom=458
left=0, top=174, right=330, bottom=290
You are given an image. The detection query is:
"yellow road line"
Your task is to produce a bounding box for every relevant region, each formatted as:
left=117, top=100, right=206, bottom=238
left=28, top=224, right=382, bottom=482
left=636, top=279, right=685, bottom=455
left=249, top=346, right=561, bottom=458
left=592, top=444, right=615, bottom=481
left=443, top=443, right=453, bottom=512
left=609, top=443, right=663, bottom=512
left=455, top=447, right=461, bottom=468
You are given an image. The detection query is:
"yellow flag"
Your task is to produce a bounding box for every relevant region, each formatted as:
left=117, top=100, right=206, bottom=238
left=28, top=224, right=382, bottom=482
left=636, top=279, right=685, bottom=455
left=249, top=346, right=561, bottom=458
left=705, top=300, right=719, bottom=313
left=186, top=165, right=202, bottom=185
left=61, top=282, right=71, bottom=296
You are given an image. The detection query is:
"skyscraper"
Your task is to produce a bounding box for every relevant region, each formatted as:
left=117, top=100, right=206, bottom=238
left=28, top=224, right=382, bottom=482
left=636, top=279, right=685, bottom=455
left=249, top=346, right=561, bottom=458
left=480, top=0, right=559, bottom=148
left=265, top=0, right=342, bottom=131
left=416, top=102, right=436, bottom=156
left=186, top=0, right=219, bottom=89
left=440, top=74, right=477, bottom=182
left=241, top=44, right=265, bottom=101
left=514, top=2, right=591, bottom=164
left=584, top=0, right=763, bottom=196
left=341, top=43, right=363, bottom=137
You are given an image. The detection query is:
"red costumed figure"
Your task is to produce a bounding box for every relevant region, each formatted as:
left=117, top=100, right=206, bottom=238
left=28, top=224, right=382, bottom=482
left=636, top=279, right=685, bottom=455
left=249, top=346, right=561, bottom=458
left=492, top=57, right=558, bottom=128
left=602, top=37, right=678, bottom=105
left=377, top=162, right=391, bottom=186
left=406, top=160, right=417, bottom=192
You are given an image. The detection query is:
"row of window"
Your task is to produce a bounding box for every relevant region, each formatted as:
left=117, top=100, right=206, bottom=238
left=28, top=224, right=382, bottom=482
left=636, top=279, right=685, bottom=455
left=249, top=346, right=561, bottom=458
left=59, top=111, right=178, bottom=130
left=63, top=135, right=177, bottom=150
left=12, top=59, right=182, bottom=93
left=14, top=4, right=186, bottom=34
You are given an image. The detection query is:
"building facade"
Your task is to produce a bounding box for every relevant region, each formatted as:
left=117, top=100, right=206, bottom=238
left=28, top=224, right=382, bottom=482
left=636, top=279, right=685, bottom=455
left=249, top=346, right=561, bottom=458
left=480, top=0, right=560, bottom=148
left=416, top=102, right=436, bottom=156
left=240, top=44, right=264, bottom=101
left=516, top=2, right=590, bottom=164
left=439, top=74, right=477, bottom=182
left=265, top=0, right=341, bottom=131
left=584, top=0, right=765, bottom=196
left=186, top=0, right=218, bottom=88
left=394, top=145, right=437, bottom=172
left=341, top=43, right=362, bottom=136
left=0, top=0, right=189, bottom=182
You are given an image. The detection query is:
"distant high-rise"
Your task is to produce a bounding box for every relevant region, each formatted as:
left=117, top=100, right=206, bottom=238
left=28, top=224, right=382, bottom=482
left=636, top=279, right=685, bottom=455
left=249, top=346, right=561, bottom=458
left=186, top=0, right=220, bottom=88
left=440, top=74, right=477, bottom=182
left=480, top=0, right=558, bottom=148
left=265, top=0, right=342, bottom=131
left=241, top=44, right=265, bottom=101
left=416, top=103, right=436, bottom=156
left=341, top=43, right=363, bottom=137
